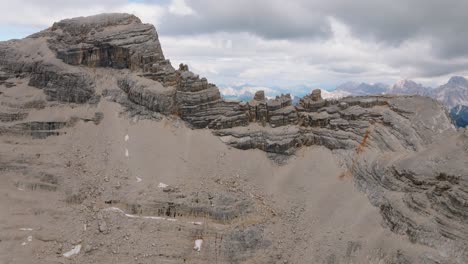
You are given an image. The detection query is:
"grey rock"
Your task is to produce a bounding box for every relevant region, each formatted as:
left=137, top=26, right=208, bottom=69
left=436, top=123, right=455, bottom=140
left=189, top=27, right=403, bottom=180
left=41, top=13, right=165, bottom=71
left=118, top=74, right=176, bottom=114
left=98, top=220, right=108, bottom=233
left=310, top=88, right=322, bottom=101
left=2, top=13, right=466, bottom=263
left=253, top=90, right=265, bottom=101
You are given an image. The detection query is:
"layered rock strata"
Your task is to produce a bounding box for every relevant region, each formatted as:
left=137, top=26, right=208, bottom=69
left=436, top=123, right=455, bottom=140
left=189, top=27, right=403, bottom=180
left=1, top=13, right=467, bottom=263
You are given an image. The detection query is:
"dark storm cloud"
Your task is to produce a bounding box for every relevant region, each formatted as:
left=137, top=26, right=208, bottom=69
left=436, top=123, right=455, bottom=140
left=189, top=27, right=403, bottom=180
left=321, top=0, right=468, bottom=59
left=158, top=0, right=332, bottom=39
left=328, top=64, right=369, bottom=75
left=158, top=0, right=468, bottom=58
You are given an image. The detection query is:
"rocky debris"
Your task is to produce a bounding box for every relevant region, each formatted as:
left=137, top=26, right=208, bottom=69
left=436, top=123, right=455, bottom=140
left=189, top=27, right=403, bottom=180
left=98, top=214, right=109, bottom=234
left=223, top=225, right=271, bottom=263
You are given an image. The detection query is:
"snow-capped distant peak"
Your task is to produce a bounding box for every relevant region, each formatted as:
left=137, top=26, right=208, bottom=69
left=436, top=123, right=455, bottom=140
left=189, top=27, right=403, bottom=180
left=319, top=89, right=350, bottom=99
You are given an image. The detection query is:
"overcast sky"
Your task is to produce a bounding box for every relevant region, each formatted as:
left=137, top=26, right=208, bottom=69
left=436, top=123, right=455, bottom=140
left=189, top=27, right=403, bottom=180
left=1, top=0, right=467, bottom=93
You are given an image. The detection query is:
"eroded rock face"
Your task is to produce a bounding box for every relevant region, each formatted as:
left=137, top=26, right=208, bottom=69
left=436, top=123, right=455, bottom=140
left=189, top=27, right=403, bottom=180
left=117, top=74, right=177, bottom=114
left=352, top=131, right=468, bottom=261
left=0, top=39, right=96, bottom=103
left=1, top=13, right=467, bottom=264
left=41, top=13, right=165, bottom=71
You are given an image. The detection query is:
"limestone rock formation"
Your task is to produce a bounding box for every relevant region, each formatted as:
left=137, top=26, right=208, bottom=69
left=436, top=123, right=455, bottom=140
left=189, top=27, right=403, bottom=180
left=1, top=13, right=467, bottom=264
left=42, top=13, right=165, bottom=71
left=117, top=74, right=176, bottom=114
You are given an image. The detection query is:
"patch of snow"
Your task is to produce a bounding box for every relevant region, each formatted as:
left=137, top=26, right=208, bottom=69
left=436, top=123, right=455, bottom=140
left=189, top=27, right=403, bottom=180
left=194, top=239, right=203, bottom=251
left=124, top=134, right=129, bottom=142
left=104, top=207, right=180, bottom=222
left=158, top=182, right=168, bottom=188
left=104, top=207, right=204, bottom=226
left=17, top=187, right=24, bottom=191
left=105, top=207, right=125, bottom=214
left=124, top=213, right=165, bottom=220
left=125, top=148, right=129, bottom=157
left=21, top=242, right=27, bottom=246
left=27, top=236, right=32, bottom=242
left=136, top=176, right=142, bottom=183
left=63, top=244, right=82, bottom=258
left=19, top=228, right=33, bottom=231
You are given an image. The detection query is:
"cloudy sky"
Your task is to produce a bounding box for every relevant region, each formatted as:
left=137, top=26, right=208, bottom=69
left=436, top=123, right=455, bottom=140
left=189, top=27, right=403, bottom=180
left=1, top=0, right=467, bottom=95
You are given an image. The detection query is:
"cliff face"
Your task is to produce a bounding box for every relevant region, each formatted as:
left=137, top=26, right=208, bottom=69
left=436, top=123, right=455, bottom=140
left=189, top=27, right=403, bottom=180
left=1, top=13, right=467, bottom=264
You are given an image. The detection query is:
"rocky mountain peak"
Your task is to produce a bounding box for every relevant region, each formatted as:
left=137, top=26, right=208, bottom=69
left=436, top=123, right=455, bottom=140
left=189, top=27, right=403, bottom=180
left=51, top=13, right=142, bottom=33
left=37, top=13, right=166, bottom=72
left=447, top=76, right=468, bottom=87
left=336, top=81, right=389, bottom=95
left=389, top=79, right=431, bottom=96
left=393, top=79, right=417, bottom=88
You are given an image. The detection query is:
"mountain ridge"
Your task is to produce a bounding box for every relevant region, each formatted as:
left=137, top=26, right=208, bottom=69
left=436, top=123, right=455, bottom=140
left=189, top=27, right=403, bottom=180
left=0, top=13, right=467, bottom=263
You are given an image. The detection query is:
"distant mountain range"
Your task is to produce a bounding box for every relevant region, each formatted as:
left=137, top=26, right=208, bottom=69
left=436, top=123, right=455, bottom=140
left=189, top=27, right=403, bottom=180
left=433, top=77, right=468, bottom=108
left=450, top=105, right=468, bottom=128
left=219, top=76, right=468, bottom=127
left=335, top=81, right=389, bottom=96
left=334, top=76, right=468, bottom=109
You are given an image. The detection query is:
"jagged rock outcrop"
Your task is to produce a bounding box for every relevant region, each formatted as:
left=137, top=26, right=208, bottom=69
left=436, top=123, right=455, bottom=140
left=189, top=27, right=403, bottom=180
left=117, top=74, right=177, bottom=114
left=39, top=13, right=165, bottom=71
left=246, top=91, right=296, bottom=127
left=216, top=95, right=453, bottom=154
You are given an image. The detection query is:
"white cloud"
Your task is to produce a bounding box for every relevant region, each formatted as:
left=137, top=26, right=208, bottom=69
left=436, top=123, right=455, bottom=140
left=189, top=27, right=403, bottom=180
left=1, top=0, right=467, bottom=93
left=0, top=0, right=166, bottom=28
left=169, top=0, right=195, bottom=16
